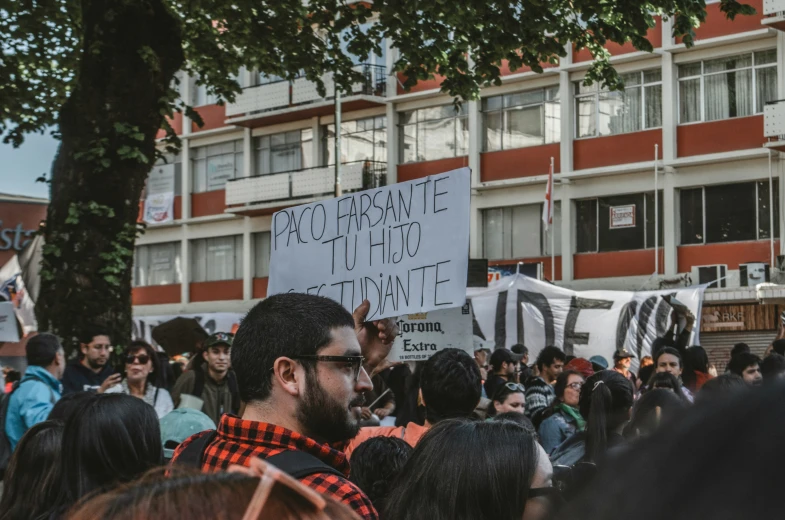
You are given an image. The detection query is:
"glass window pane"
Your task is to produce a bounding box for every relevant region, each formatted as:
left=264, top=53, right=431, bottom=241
left=704, top=54, right=751, bottom=74
left=598, top=194, right=646, bottom=252
left=679, top=188, right=704, bottom=245
left=544, top=101, right=561, bottom=144
left=505, top=105, right=544, bottom=149
left=400, top=111, right=416, bottom=125
left=645, top=84, right=663, bottom=128
left=546, top=86, right=560, bottom=101
left=645, top=191, right=664, bottom=249
left=621, top=72, right=641, bottom=86
left=420, top=117, right=454, bottom=161
left=456, top=117, right=469, bottom=157
left=401, top=123, right=417, bottom=163
left=644, top=69, right=662, bottom=83
left=483, top=208, right=506, bottom=260
left=192, top=158, right=207, bottom=193
left=254, top=232, right=271, bottom=277
left=758, top=180, right=780, bottom=239
left=755, top=49, right=777, bottom=65
left=600, top=87, right=641, bottom=136
left=206, top=154, right=235, bottom=190
left=576, top=199, right=598, bottom=253
left=679, top=79, right=701, bottom=123
left=679, top=63, right=702, bottom=78
left=511, top=205, right=543, bottom=258
left=505, top=90, right=544, bottom=108
left=543, top=202, right=562, bottom=256
left=575, top=81, right=597, bottom=95
left=576, top=96, right=596, bottom=138
left=705, top=183, right=756, bottom=243
left=756, top=66, right=777, bottom=113
left=705, top=69, right=752, bottom=121
left=483, top=96, right=503, bottom=111
left=484, top=111, right=503, bottom=151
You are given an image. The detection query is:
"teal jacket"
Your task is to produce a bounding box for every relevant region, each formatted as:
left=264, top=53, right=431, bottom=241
left=5, top=366, right=61, bottom=450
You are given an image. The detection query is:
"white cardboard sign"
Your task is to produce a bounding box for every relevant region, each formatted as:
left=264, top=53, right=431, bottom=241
left=268, top=168, right=471, bottom=320
left=387, top=303, right=473, bottom=362
left=0, top=302, right=20, bottom=343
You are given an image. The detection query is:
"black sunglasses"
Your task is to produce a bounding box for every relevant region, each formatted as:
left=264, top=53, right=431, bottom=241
left=126, top=354, right=150, bottom=365
left=290, top=355, right=366, bottom=381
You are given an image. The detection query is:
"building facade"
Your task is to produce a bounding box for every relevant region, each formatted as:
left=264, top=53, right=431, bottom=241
left=134, top=1, right=785, bottom=357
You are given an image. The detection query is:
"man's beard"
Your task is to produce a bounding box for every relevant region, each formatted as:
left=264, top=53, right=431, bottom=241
left=296, top=369, right=364, bottom=444
left=86, top=357, right=106, bottom=370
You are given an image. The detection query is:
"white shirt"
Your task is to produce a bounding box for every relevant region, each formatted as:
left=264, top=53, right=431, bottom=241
left=106, top=380, right=174, bottom=418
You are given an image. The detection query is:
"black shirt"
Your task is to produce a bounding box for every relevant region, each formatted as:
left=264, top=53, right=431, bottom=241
left=484, top=374, right=507, bottom=400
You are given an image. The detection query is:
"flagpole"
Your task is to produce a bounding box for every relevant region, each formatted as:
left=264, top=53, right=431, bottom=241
left=550, top=157, right=555, bottom=281
left=654, top=144, right=659, bottom=276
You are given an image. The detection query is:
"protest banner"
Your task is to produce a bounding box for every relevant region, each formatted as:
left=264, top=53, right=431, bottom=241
left=143, top=192, right=175, bottom=224
left=468, top=274, right=705, bottom=372
left=132, top=312, right=243, bottom=345
left=387, top=302, right=473, bottom=362
left=0, top=302, right=20, bottom=342
left=268, top=168, right=471, bottom=320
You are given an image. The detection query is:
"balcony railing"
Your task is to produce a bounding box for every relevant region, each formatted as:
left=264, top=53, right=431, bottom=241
left=225, top=160, right=387, bottom=207
left=762, top=0, right=785, bottom=31
left=226, top=64, right=386, bottom=118
left=764, top=99, right=785, bottom=151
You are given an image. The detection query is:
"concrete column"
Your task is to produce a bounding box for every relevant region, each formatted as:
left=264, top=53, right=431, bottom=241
left=243, top=217, right=253, bottom=301
left=181, top=140, right=191, bottom=219
left=243, top=127, right=252, bottom=177
left=559, top=44, right=574, bottom=175
left=385, top=38, right=398, bottom=185
left=182, top=74, right=192, bottom=137
left=180, top=226, right=190, bottom=304
left=468, top=98, right=481, bottom=188
left=663, top=168, right=678, bottom=276
left=661, top=51, right=678, bottom=162
left=560, top=180, right=573, bottom=282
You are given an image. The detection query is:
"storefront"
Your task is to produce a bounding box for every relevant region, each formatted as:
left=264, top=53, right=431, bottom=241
left=700, top=303, right=783, bottom=369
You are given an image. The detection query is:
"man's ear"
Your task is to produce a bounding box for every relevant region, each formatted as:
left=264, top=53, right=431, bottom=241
left=272, top=358, right=302, bottom=398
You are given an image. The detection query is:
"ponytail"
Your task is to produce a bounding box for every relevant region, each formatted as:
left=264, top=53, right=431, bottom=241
left=585, top=380, right=612, bottom=463
left=579, top=371, right=635, bottom=463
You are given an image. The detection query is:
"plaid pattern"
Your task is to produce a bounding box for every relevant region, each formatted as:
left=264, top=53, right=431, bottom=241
left=171, top=415, right=378, bottom=520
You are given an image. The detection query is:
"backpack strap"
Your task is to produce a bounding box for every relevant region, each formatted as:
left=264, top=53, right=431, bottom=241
left=173, top=430, right=217, bottom=469
left=265, top=450, right=345, bottom=480
left=193, top=368, right=205, bottom=400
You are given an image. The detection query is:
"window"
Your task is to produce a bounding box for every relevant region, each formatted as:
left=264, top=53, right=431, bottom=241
left=483, top=87, right=560, bottom=152
left=191, top=236, right=243, bottom=282
left=146, top=153, right=182, bottom=196
left=191, top=140, right=243, bottom=193
left=254, top=129, right=313, bottom=175
left=134, top=242, right=182, bottom=287
left=575, top=192, right=663, bottom=253
left=192, top=81, right=218, bottom=107
left=253, top=232, right=271, bottom=277
left=482, top=203, right=562, bottom=260
left=678, top=50, right=777, bottom=123
left=399, top=105, right=468, bottom=163
left=575, top=70, right=662, bottom=138
left=680, top=180, right=780, bottom=244
left=324, top=116, right=386, bottom=165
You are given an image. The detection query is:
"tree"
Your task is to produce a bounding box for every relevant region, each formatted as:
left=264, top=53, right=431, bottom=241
left=0, top=0, right=754, bottom=353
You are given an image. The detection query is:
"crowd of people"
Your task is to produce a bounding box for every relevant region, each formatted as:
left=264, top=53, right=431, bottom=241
left=0, top=292, right=784, bottom=519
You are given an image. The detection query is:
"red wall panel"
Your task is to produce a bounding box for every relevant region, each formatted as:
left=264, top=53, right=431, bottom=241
left=677, top=116, right=764, bottom=157
left=253, top=277, right=269, bottom=299
left=574, top=249, right=662, bottom=279
left=397, top=157, right=469, bottom=183
left=190, top=280, right=243, bottom=302
left=191, top=190, right=226, bottom=218
left=574, top=129, right=662, bottom=171
left=677, top=241, right=780, bottom=272
left=132, top=284, right=181, bottom=306
left=574, top=18, right=663, bottom=62
left=481, top=144, right=561, bottom=182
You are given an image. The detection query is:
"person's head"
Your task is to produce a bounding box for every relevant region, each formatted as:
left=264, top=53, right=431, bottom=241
left=511, top=344, right=529, bottom=366
left=55, top=393, right=162, bottom=510
left=474, top=348, right=489, bottom=369
left=492, top=411, right=538, bottom=435
left=79, top=326, right=112, bottom=370
left=420, top=348, right=482, bottom=424
left=613, top=349, right=633, bottom=370
left=770, top=339, right=785, bottom=357
left=696, top=373, right=747, bottom=405
left=489, top=348, right=516, bottom=377
left=4, top=369, right=20, bottom=384
left=232, top=293, right=369, bottom=444
left=624, top=389, right=686, bottom=440
left=727, top=352, right=762, bottom=386
left=684, top=346, right=709, bottom=374
left=647, top=372, right=686, bottom=401
left=202, top=332, right=233, bottom=378
left=536, top=346, right=566, bottom=383
left=124, top=340, right=161, bottom=388
left=760, top=353, right=785, bottom=381
left=48, top=391, right=95, bottom=422
left=66, top=466, right=360, bottom=520
left=565, top=358, right=594, bottom=380
left=384, top=419, right=554, bottom=520
left=0, top=421, right=63, bottom=520
left=26, top=333, right=65, bottom=379
left=654, top=347, right=683, bottom=378
left=731, top=342, right=751, bottom=358
left=589, top=355, right=609, bottom=373
left=159, top=409, right=217, bottom=461
left=554, top=370, right=584, bottom=408
left=637, top=364, right=655, bottom=387
left=579, top=371, right=634, bottom=463
left=489, top=382, right=526, bottom=417
left=349, top=437, right=413, bottom=512
left=640, top=356, right=653, bottom=368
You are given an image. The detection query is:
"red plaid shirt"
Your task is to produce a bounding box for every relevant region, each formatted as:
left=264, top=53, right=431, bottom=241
left=170, top=415, right=378, bottom=520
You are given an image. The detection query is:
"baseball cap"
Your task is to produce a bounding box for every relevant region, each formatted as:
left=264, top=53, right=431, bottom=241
left=565, top=357, right=594, bottom=379
left=613, top=348, right=634, bottom=361
left=510, top=344, right=528, bottom=363
left=589, top=355, right=609, bottom=372
left=159, top=408, right=216, bottom=459
left=206, top=332, right=234, bottom=348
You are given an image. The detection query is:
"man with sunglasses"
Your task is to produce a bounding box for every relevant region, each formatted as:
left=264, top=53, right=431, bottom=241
left=171, top=293, right=398, bottom=520
left=62, top=326, right=118, bottom=395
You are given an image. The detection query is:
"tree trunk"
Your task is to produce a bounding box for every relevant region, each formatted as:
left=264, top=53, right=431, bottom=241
left=37, top=0, right=184, bottom=354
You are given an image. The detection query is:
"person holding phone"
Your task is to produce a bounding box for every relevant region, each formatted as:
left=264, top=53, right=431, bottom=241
left=105, top=340, right=174, bottom=418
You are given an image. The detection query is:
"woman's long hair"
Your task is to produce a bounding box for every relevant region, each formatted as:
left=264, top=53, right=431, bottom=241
left=579, top=371, right=634, bottom=463
left=383, top=419, right=539, bottom=520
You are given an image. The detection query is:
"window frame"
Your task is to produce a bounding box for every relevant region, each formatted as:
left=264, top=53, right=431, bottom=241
left=398, top=104, right=469, bottom=164
left=133, top=242, right=182, bottom=287
left=190, top=140, right=244, bottom=193
left=253, top=129, right=313, bottom=176
left=190, top=236, right=244, bottom=283
left=481, top=202, right=561, bottom=260
left=575, top=192, right=663, bottom=253
left=481, top=86, right=560, bottom=152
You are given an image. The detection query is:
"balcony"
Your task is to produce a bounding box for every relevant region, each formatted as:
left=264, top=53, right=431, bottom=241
left=762, top=0, right=785, bottom=31
left=225, top=160, right=387, bottom=216
left=763, top=99, right=785, bottom=151
left=225, top=64, right=387, bottom=128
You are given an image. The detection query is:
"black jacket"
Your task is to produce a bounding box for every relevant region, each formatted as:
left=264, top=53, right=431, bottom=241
left=62, top=359, right=115, bottom=395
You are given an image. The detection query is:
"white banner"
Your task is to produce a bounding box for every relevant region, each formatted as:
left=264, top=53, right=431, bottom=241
left=0, top=255, right=37, bottom=334
left=132, top=312, right=244, bottom=345
left=387, top=303, right=473, bottom=362
left=144, top=191, right=175, bottom=224
left=0, top=302, right=20, bottom=342
left=468, top=274, right=705, bottom=371
left=268, top=168, right=471, bottom=321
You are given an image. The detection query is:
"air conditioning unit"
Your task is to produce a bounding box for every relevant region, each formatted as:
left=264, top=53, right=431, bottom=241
left=739, top=262, right=770, bottom=287
left=519, top=262, right=544, bottom=281
left=691, top=264, right=727, bottom=289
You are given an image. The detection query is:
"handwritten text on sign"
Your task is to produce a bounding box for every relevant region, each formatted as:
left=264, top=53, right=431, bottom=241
left=268, top=168, right=471, bottom=320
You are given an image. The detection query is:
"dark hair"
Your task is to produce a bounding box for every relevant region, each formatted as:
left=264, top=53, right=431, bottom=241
left=637, top=364, right=655, bottom=386
left=126, top=340, right=163, bottom=388
left=557, top=381, right=785, bottom=520
left=50, top=394, right=162, bottom=515
left=0, top=421, right=63, bottom=520
left=624, top=389, right=686, bottom=440
left=78, top=326, right=111, bottom=345
left=350, top=437, right=413, bottom=512
left=488, top=348, right=514, bottom=372
left=771, top=339, right=785, bottom=357
left=579, top=371, right=634, bottom=463
left=48, top=391, right=95, bottom=422
left=696, top=373, right=747, bottom=405
left=536, top=345, right=566, bottom=371
left=487, top=382, right=525, bottom=418
left=760, top=353, right=785, bottom=380
left=5, top=370, right=21, bottom=384
left=684, top=346, right=709, bottom=373
left=731, top=342, right=750, bottom=357
left=492, top=411, right=537, bottom=437
left=646, top=372, right=687, bottom=401
left=511, top=344, right=528, bottom=357
left=26, top=333, right=62, bottom=367
left=383, top=420, right=539, bottom=520
left=420, top=349, right=482, bottom=423
left=231, top=293, right=355, bottom=402
left=727, top=352, right=760, bottom=377
left=654, top=347, right=682, bottom=369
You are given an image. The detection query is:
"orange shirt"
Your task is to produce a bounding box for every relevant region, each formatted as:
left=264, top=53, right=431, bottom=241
left=344, top=422, right=429, bottom=459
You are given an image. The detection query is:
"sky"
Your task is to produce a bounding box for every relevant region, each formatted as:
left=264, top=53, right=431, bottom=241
left=0, top=130, right=59, bottom=199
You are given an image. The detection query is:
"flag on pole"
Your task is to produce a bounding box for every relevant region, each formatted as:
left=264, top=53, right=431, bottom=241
left=542, top=158, right=554, bottom=230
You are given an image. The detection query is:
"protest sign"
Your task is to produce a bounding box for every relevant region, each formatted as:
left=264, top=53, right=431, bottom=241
left=268, top=168, right=471, bottom=320
left=0, top=302, right=20, bottom=342
left=143, top=192, right=175, bottom=224
left=468, top=274, right=705, bottom=372
left=387, top=303, right=473, bottom=362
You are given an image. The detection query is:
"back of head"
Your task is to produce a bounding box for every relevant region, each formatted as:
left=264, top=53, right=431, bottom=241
left=488, top=348, right=513, bottom=372
left=771, top=339, right=785, bottom=357
left=26, top=333, right=61, bottom=367
left=637, top=364, right=655, bottom=385
left=383, top=419, right=538, bottom=520
left=696, top=373, right=747, bottom=405
left=625, top=389, right=686, bottom=439
left=731, top=342, right=751, bottom=357
left=684, top=346, right=709, bottom=373
left=647, top=372, right=687, bottom=401
left=58, top=394, right=162, bottom=507
left=420, top=349, right=481, bottom=423
left=48, top=391, right=95, bottom=422
left=760, top=353, right=785, bottom=380
left=0, top=420, right=63, bottom=520
left=491, top=411, right=537, bottom=437
left=159, top=409, right=216, bottom=460
left=536, top=345, right=566, bottom=371
left=579, top=371, right=634, bottom=463
left=349, top=437, right=413, bottom=512
left=231, top=293, right=355, bottom=402
left=727, top=352, right=760, bottom=377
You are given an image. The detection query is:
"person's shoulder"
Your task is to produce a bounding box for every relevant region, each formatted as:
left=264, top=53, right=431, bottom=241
left=170, top=429, right=214, bottom=464
left=301, top=472, right=378, bottom=519
left=173, top=369, right=196, bottom=387
left=104, top=384, right=123, bottom=394
left=344, top=425, right=402, bottom=458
